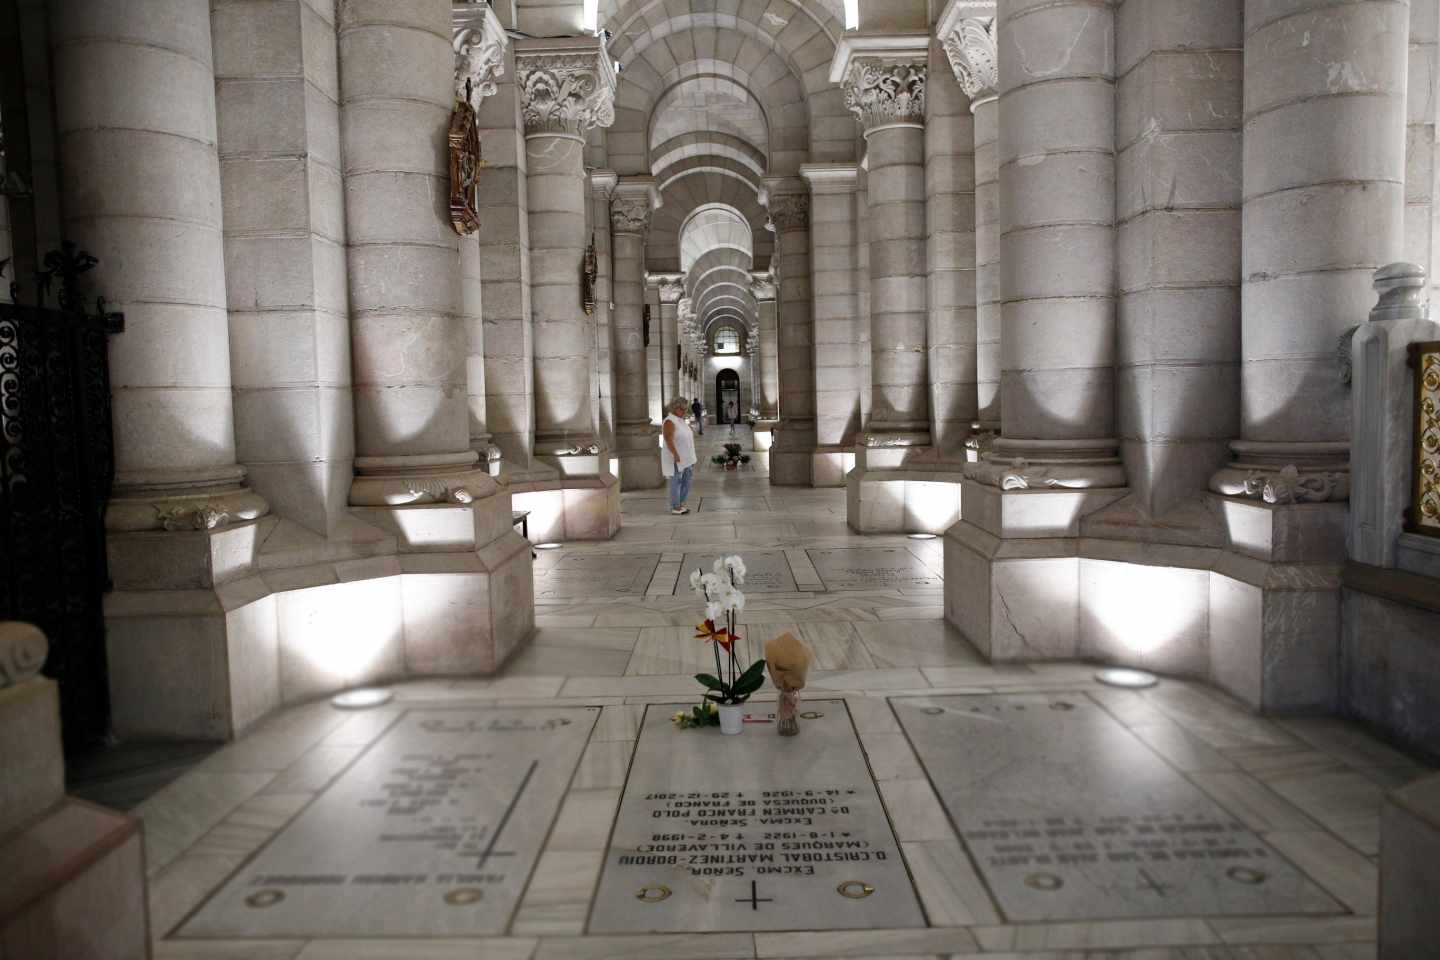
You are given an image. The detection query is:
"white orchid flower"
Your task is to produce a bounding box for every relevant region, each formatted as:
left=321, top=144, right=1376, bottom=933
left=689, top=569, right=704, bottom=596
left=724, top=555, right=747, bottom=584
left=705, top=600, right=722, bottom=622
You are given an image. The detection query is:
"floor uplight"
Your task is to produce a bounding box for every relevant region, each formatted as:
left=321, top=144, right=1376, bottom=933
left=1095, top=668, right=1159, bottom=689
left=535, top=542, right=563, bottom=550
left=330, top=687, right=394, bottom=709
left=907, top=533, right=937, bottom=540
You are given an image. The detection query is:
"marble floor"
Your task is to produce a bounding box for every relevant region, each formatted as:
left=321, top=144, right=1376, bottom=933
left=140, top=429, right=1429, bottom=959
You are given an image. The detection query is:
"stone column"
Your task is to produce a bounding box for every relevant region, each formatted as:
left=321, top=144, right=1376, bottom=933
left=610, top=178, right=662, bottom=489
left=1209, top=0, right=1408, bottom=508
left=839, top=46, right=932, bottom=461
left=513, top=36, right=619, bottom=539
left=49, top=0, right=269, bottom=534
left=981, top=0, right=1124, bottom=490
left=923, top=37, right=978, bottom=462
left=455, top=3, right=508, bottom=473
left=656, top=274, right=684, bottom=412
left=752, top=274, right=780, bottom=423
left=340, top=0, right=490, bottom=505
left=802, top=163, right=864, bottom=485
left=589, top=170, right=617, bottom=455
left=764, top=178, right=817, bottom=485
left=943, top=15, right=1000, bottom=438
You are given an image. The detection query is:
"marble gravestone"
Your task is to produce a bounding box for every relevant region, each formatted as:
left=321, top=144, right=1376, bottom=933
left=180, top=708, right=596, bottom=938
left=535, top=553, right=660, bottom=599
left=807, top=548, right=941, bottom=591
left=676, top=552, right=798, bottom=594
left=590, top=701, right=924, bottom=933
left=893, top=695, right=1343, bottom=922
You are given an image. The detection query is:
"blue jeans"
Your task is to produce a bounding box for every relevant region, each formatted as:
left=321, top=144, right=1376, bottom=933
left=668, top=466, right=693, bottom=511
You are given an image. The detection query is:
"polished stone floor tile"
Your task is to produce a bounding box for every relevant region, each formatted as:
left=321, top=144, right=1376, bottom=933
left=591, top=702, right=925, bottom=933
left=900, top=839, right=1002, bottom=926
left=753, top=929, right=979, bottom=957
left=534, top=933, right=756, bottom=959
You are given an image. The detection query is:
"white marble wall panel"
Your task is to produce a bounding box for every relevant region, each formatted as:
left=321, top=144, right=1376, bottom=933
left=926, top=37, right=979, bottom=458
left=215, top=0, right=353, bottom=536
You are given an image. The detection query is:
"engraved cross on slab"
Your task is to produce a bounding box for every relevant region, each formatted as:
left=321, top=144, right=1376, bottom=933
left=735, top=880, right=774, bottom=910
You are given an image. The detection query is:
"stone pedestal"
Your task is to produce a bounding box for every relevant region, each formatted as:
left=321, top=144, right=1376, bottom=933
left=0, top=624, right=149, bottom=960
left=1381, top=774, right=1440, bottom=958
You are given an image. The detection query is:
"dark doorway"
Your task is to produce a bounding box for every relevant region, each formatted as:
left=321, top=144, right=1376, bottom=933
left=715, top=368, right=741, bottom=424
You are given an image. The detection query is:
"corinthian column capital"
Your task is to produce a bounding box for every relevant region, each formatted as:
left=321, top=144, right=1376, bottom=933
left=452, top=1, right=508, bottom=109
left=830, top=35, right=930, bottom=132
left=940, top=16, right=998, bottom=106
left=513, top=37, right=616, bottom=137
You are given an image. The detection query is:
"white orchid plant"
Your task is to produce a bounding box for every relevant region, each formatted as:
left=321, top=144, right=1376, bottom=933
left=673, top=555, right=767, bottom=727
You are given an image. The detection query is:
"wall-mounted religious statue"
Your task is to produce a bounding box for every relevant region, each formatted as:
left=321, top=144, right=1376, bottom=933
left=448, top=86, right=482, bottom=236
left=582, top=235, right=597, bottom=316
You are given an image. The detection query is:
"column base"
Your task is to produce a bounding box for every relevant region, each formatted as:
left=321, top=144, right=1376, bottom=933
left=943, top=486, right=1344, bottom=714
left=613, top=423, right=663, bottom=491
left=811, top=445, right=856, bottom=487
left=104, top=489, right=535, bottom=740
left=846, top=464, right=965, bottom=534
left=107, top=466, right=270, bottom=532
left=509, top=471, right=621, bottom=543
left=769, top=449, right=815, bottom=486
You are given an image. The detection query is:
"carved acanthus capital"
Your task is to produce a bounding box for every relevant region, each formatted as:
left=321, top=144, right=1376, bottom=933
left=514, top=39, right=616, bottom=138
left=610, top=179, right=658, bottom=235
left=452, top=1, right=508, bottom=109
left=767, top=193, right=810, bottom=232
left=941, top=17, right=997, bottom=104
left=0, top=621, right=47, bottom=689
left=659, top=280, right=685, bottom=304
left=610, top=195, right=651, bottom=235
left=750, top=277, right=776, bottom=301
left=842, top=58, right=927, bottom=130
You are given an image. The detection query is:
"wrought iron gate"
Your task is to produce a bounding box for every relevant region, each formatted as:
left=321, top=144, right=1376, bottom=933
left=0, top=245, right=123, bottom=748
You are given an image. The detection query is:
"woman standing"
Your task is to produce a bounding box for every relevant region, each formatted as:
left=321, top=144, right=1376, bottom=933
left=661, top=397, right=697, bottom=516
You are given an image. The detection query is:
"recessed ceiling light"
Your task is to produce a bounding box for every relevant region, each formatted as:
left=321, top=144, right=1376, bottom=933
left=331, top=687, right=394, bottom=709
left=1095, top=668, right=1158, bottom=689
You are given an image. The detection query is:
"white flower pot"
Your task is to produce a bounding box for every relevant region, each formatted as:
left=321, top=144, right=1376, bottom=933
left=718, top=703, right=744, bottom=735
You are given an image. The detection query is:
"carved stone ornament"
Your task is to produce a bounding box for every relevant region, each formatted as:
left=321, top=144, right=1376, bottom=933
left=515, top=52, right=616, bottom=137
left=452, top=0, right=508, bottom=109
left=1209, top=463, right=1351, bottom=504
left=965, top=457, right=1127, bottom=490
left=767, top=193, right=810, bottom=232
left=0, top=621, right=48, bottom=689
left=942, top=17, right=998, bottom=102
left=610, top=194, right=651, bottom=235
left=750, top=277, right=776, bottom=301
left=351, top=468, right=498, bottom=506
left=659, top=279, right=685, bottom=304
left=448, top=97, right=483, bottom=236
left=582, top=234, right=598, bottom=316
left=106, top=487, right=270, bottom=533
left=842, top=58, right=927, bottom=130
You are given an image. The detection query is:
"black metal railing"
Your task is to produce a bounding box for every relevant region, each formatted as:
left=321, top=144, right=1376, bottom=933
left=1, top=243, right=123, bottom=747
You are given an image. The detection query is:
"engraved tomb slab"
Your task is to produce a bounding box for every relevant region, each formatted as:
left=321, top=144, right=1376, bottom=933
left=589, top=700, right=924, bottom=933
left=893, top=694, right=1343, bottom=922
left=535, top=553, right=660, bottom=599
left=676, top=551, right=797, bottom=594
left=807, top=547, right=942, bottom=591
left=179, top=708, right=596, bottom=938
